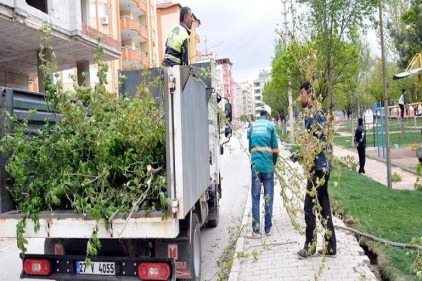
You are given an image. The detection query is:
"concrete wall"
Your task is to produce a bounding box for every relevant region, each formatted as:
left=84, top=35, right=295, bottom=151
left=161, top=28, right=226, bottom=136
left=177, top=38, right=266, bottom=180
left=11, top=0, right=81, bottom=33
left=0, top=72, right=29, bottom=89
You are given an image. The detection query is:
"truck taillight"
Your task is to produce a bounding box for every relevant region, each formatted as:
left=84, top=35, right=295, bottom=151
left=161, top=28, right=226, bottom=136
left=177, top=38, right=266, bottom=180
left=138, top=262, right=171, bottom=280
left=23, top=258, right=51, bottom=276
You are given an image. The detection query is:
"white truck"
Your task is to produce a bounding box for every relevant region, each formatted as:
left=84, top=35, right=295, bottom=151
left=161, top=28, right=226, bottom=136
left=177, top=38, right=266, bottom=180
left=0, top=62, right=232, bottom=281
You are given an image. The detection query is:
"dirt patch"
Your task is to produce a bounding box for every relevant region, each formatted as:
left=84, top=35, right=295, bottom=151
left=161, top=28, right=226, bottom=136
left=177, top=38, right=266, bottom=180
left=360, top=243, right=389, bottom=281
left=366, top=147, right=419, bottom=173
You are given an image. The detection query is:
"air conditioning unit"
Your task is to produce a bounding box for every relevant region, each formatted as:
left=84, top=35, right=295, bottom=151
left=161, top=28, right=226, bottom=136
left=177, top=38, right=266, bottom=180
left=101, top=16, right=109, bottom=25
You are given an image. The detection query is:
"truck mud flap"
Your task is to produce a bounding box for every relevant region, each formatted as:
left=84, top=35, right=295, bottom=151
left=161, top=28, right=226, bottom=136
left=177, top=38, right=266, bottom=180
left=155, top=213, right=201, bottom=280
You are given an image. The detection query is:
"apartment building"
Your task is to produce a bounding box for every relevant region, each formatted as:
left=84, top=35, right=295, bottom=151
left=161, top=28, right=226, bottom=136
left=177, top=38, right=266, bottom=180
left=57, top=0, right=160, bottom=93
left=253, top=69, right=271, bottom=117
left=1, top=0, right=201, bottom=94
left=0, top=0, right=121, bottom=92
left=215, top=58, right=240, bottom=120
left=120, top=0, right=159, bottom=70
left=236, top=81, right=254, bottom=121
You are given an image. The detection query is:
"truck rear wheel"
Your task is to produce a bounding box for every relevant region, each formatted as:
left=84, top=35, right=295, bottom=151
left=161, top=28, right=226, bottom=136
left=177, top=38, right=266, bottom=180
left=190, top=213, right=201, bottom=281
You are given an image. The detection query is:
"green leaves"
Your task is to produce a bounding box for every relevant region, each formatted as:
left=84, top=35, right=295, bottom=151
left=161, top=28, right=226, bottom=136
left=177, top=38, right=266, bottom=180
left=1, top=21, right=168, bottom=256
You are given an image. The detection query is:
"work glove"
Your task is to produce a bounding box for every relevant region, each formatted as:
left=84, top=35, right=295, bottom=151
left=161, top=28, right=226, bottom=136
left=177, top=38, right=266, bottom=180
left=289, top=153, right=299, bottom=163
left=273, top=153, right=278, bottom=165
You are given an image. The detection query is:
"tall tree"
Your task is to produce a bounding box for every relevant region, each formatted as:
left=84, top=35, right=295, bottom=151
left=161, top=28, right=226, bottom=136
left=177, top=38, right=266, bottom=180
left=365, top=58, right=401, bottom=104
left=262, top=40, right=314, bottom=120
left=384, top=0, right=410, bottom=61
left=296, top=0, right=378, bottom=112
left=388, top=0, right=421, bottom=69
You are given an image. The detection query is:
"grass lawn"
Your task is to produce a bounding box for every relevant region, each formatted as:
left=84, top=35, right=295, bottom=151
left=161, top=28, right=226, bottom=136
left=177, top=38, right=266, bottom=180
left=337, top=118, right=422, bottom=134
left=276, top=127, right=298, bottom=152
left=334, top=131, right=422, bottom=149
left=330, top=165, right=422, bottom=281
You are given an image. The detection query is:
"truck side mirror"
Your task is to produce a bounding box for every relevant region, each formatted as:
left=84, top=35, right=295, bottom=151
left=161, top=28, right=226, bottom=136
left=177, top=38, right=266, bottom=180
left=224, top=125, right=232, bottom=138
left=224, top=103, right=232, bottom=123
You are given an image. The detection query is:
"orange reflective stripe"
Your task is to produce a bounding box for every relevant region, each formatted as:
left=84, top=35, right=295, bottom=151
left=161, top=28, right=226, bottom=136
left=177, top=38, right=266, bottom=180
left=251, top=147, right=278, bottom=153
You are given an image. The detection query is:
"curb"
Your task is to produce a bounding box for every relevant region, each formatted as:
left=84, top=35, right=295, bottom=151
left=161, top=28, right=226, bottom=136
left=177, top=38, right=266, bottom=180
left=227, top=183, right=251, bottom=281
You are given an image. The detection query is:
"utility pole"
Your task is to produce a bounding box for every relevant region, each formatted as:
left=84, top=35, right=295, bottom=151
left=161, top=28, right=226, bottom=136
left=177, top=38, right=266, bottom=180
left=378, top=0, right=392, bottom=188
left=281, top=0, right=294, bottom=143
left=204, top=36, right=208, bottom=54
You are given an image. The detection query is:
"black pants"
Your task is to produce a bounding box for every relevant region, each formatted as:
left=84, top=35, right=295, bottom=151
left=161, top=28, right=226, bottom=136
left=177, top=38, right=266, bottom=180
left=357, top=147, right=366, bottom=173
left=399, top=104, right=404, bottom=118
left=304, top=170, right=336, bottom=254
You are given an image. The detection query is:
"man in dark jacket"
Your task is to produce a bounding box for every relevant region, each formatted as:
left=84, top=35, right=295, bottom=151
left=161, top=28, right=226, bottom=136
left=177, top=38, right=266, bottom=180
left=296, top=81, right=336, bottom=259
left=163, top=7, right=193, bottom=66
left=354, top=117, right=366, bottom=174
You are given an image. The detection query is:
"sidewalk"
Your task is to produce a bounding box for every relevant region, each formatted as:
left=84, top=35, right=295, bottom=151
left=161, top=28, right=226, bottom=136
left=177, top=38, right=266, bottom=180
left=228, top=144, right=416, bottom=281
left=333, top=145, right=417, bottom=190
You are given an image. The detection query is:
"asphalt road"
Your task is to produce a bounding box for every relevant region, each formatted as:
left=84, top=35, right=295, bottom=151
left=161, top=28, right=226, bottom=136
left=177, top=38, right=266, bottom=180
left=201, top=131, right=250, bottom=280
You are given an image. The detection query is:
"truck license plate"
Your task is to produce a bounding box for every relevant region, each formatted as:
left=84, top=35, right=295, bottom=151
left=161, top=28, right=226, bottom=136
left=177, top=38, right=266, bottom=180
left=76, top=261, right=115, bottom=275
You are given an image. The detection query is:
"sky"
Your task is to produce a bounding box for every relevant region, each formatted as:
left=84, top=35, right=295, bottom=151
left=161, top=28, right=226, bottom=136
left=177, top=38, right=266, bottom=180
left=179, top=0, right=285, bottom=82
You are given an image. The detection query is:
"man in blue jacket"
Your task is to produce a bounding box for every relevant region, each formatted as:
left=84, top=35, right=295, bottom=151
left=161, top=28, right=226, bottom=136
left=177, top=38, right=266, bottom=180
left=248, top=105, right=279, bottom=238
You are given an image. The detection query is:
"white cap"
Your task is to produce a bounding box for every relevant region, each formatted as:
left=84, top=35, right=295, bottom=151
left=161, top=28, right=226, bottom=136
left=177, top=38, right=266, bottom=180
left=262, top=105, right=271, bottom=116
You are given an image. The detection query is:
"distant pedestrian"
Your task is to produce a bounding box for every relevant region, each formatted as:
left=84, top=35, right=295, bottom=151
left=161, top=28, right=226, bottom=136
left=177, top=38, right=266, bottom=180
left=399, top=89, right=406, bottom=119
left=295, top=81, right=337, bottom=259
left=248, top=105, right=279, bottom=238
left=162, top=7, right=194, bottom=66
left=354, top=117, right=366, bottom=174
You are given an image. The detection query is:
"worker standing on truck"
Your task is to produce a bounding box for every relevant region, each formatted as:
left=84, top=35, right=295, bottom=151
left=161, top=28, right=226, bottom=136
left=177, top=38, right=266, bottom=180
left=162, top=7, right=194, bottom=67
left=248, top=105, right=279, bottom=238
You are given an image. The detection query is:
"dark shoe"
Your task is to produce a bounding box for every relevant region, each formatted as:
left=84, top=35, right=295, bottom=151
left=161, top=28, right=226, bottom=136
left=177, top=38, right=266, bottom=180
left=317, top=249, right=337, bottom=258
left=247, top=231, right=262, bottom=239
left=297, top=248, right=315, bottom=259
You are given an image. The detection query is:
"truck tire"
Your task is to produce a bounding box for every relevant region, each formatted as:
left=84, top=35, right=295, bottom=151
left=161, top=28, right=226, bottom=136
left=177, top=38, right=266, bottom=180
left=190, top=213, right=201, bottom=281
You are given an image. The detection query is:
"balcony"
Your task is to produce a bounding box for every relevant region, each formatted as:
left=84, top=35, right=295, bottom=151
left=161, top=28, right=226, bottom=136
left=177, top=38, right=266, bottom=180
left=121, top=46, right=149, bottom=70
left=0, top=1, right=121, bottom=76
left=120, top=16, right=148, bottom=43
left=120, top=0, right=146, bottom=16
left=137, top=0, right=147, bottom=14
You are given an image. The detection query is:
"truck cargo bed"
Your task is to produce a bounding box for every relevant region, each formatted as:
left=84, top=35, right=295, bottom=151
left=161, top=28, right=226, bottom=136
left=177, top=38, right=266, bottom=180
left=0, top=210, right=179, bottom=238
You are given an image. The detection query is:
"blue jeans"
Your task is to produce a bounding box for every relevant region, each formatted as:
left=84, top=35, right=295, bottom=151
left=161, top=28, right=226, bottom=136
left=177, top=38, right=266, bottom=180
left=251, top=171, right=274, bottom=234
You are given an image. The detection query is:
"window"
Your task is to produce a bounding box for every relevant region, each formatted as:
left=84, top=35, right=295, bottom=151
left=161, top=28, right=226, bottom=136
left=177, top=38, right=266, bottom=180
left=26, top=0, right=47, bottom=13
left=90, top=64, right=99, bottom=85
left=63, top=69, right=74, bottom=84
left=89, top=2, right=96, bottom=16
left=99, top=2, right=109, bottom=18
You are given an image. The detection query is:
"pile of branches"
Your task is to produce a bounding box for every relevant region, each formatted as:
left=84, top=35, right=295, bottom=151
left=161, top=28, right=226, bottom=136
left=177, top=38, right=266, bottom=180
left=0, top=22, right=168, bottom=255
